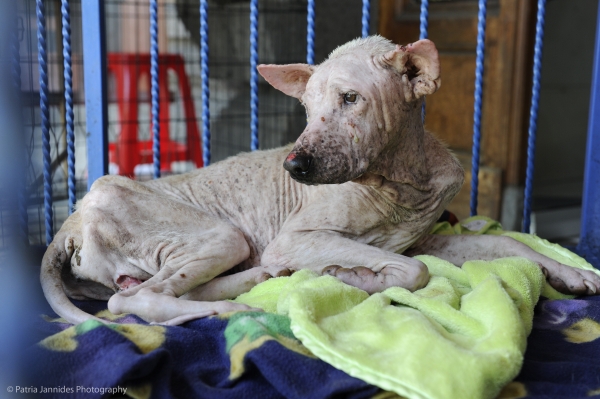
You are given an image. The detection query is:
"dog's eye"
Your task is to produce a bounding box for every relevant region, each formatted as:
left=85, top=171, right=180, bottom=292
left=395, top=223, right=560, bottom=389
left=344, top=92, right=358, bottom=104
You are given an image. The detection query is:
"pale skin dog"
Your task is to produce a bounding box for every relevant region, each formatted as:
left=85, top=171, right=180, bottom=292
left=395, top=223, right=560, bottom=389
left=41, top=36, right=600, bottom=326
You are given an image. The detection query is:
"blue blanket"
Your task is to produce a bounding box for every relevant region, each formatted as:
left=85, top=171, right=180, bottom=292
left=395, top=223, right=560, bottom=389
left=25, top=301, right=379, bottom=399
left=17, top=294, right=600, bottom=399
left=514, top=295, right=600, bottom=398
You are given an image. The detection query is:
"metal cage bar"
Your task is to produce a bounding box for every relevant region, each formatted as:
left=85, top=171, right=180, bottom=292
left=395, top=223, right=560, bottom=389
left=200, top=0, right=211, bottom=166
left=469, top=0, right=488, bottom=217
left=82, top=0, right=108, bottom=190
left=577, top=1, right=600, bottom=268
left=419, top=0, right=429, bottom=40
left=307, top=0, right=315, bottom=65
left=362, top=0, right=370, bottom=38
left=522, top=0, right=547, bottom=233
left=61, top=0, right=76, bottom=214
left=250, top=0, right=259, bottom=151
left=36, top=0, right=53, bottom=245
left=150, top=0, right=161, bottom=178
left=419, top=0, right=429, bottom=122
left=12, top=0, right=28, bottom=241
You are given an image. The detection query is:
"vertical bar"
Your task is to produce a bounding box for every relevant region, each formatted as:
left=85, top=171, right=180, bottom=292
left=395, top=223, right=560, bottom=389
left=419, top=0, right=429, bottom=40
left=82, top=0, right=108, bottom=190
left=12, top=1, right=28, bottom=242
left=36, top=0, right=53, bottom=245
left=306, top=0, right=315, bottom=65
left=522, top=0, right=547, bottom=233
left=469, top=0, right=488, bottom=217
left=577, top=1, right=600, bottom=268
left=1, top=0, right=30, bottom=270
left=361, top=0, right=370, bottom=38
left=419, top=0, right=429, bottom=122
left=200, top=0, right=211, bottom=166
left=61, top=0, right=76, bottom=214
left=150, top=0, right=160, bottom=178
left=250, top=0, right=259, bottom=151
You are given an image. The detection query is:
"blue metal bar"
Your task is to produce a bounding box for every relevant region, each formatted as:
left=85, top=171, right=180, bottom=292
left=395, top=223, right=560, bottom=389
left=81, top=0, right=108, bottom=190
left=306, top=0, right=315, bottom=65
left=577, top=0, right=600, bottom=268
left=469, top=0, right=488, bottom=217
left=200, top=0, right=211, bottom=166
left=362, top=0, right=370, bottom=38
left=522, top=0, right=547, bottom=233
left=36, top=0, right=53, bottom=245
left=61, top=0, right=76, bottom=214
left=250, top=0, right=259, bottom=151
left=12, top=2, right=28, bottom=242
left=150, top=0, right=160, bottom=178
left=419, top=0, right=429, bottom=122
left=419, top=0, right=429, bottom=40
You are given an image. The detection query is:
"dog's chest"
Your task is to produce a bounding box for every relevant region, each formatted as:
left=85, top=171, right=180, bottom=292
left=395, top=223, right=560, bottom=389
left=357, top=214, right=436, bottom=254
left=279, top=182, right=438, bottom=253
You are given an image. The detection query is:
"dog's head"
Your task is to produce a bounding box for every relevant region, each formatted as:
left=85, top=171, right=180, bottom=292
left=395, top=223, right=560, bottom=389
left=258, top=36, right=441, bottom=185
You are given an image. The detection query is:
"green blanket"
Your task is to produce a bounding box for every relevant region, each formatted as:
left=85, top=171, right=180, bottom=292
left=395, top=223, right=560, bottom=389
left=234, top=217, right=600, bottom=399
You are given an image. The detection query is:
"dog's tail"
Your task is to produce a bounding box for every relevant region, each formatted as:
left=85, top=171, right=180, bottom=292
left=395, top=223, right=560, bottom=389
left=40, top=228, right=107, bottom=325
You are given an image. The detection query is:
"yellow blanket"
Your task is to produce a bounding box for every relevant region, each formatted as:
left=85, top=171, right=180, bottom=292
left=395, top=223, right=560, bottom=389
left=234, top=217, right=600, bottom=399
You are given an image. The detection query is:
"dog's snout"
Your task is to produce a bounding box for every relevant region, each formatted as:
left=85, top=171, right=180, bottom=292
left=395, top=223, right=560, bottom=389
left=284, top=153, right=313, bottom=178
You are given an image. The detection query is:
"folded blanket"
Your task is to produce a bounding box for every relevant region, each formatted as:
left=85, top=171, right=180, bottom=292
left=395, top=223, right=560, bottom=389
left=235, top=263, right=541, bottom=399
left=234, top=216, right=600, bottom=399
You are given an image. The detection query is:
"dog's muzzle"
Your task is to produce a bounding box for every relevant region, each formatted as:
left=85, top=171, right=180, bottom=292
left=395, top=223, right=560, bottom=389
left=283, top=152, right=313, bottom=182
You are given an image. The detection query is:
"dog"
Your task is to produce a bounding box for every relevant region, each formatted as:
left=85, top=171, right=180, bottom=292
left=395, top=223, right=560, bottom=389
left=41, top=36, right=600, bottom=326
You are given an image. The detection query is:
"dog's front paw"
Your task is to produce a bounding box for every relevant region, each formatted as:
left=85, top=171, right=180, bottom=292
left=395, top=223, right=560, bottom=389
left=539, top=262, right=600, bottom=295
left=322, top=259, right=429, bottom=294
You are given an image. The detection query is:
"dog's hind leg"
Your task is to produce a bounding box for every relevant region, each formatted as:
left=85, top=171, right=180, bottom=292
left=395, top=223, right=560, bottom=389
left=406, top=234, right=600, bottom=296
left=181, top=265, right=295, bottom=302
left=45, top=175, right=257, bottom=324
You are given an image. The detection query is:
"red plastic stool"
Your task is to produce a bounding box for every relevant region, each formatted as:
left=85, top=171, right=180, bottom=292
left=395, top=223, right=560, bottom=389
left=107, top=53, right=203, bottom=176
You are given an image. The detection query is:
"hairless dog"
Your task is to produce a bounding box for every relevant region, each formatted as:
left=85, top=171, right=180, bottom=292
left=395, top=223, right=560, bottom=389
left=41, top=36, right=600, bottom=325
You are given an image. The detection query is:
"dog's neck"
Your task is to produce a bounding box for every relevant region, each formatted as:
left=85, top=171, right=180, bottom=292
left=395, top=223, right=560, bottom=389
left=365, top=99, right=430, bottom=190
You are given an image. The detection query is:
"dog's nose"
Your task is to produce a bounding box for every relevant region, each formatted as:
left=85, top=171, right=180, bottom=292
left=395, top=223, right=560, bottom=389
left=283, top=153, right=313, bottom=178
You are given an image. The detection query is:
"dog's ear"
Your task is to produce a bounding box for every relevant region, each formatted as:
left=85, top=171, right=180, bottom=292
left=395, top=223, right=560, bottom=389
left=257, top=64, right=315, bottom=99
left=378, top=39, right=441, bottom=102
